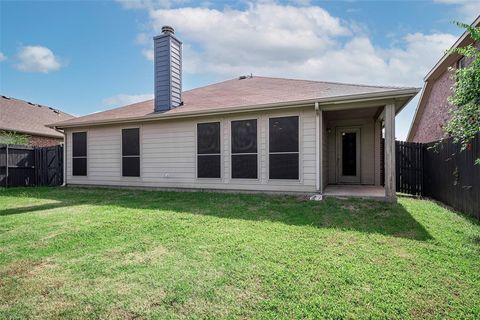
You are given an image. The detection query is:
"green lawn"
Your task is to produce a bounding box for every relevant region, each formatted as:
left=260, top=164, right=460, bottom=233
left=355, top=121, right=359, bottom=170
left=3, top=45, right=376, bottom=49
left=0, top=188, right=479, bottom=319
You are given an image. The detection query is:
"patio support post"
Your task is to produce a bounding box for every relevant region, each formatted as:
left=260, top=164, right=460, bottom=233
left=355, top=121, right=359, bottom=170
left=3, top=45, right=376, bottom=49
left=315, top=102, right=323, bottom=193
left=384, top=103, right=396, bottom=201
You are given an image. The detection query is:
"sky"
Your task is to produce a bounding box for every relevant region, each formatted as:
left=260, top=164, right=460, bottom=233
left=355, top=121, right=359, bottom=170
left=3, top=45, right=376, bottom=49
left=1, top=0, right=479, bottom=140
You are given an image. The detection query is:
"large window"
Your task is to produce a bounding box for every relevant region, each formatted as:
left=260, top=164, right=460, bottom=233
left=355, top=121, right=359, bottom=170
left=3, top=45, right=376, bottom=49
left=72, top=132, right=87, bottom=176
left=122, top=128, right=140, bottom=177
left=197, top=122, right=221, bottom=178
left=231, top=119, right=257, bottom=179
left=269, top=116, right=299, bottom=180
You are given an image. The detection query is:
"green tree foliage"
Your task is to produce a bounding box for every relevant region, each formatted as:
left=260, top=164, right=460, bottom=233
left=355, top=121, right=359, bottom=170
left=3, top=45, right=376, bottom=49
left=0, top=131, right=29, bottom=145
left=445, top=22, right=480, bottom=164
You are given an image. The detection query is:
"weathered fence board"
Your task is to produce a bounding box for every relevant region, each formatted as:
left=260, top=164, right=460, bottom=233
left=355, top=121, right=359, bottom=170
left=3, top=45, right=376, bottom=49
left=0, top=144, right=63, bottom=187
left=396, top=141, right=423, bottom=196
left=396, top=134, right=479, bottom=219
left=423, top=134, right=480, bottom=219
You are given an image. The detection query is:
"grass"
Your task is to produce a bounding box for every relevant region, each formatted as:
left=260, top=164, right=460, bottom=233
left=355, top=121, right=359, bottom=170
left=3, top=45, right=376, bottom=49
left=0, top=187, right=479, bottom=319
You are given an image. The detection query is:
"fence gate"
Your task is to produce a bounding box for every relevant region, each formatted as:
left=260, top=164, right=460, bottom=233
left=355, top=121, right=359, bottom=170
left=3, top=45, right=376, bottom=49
left=35, top=145, right=63, bottom=186
left=0, top=144, right=63, bottom=187
left=395, top=141, right=424, bottom=195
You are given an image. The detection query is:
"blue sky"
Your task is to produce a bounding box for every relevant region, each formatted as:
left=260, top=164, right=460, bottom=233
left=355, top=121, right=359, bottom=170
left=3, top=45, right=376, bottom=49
left=1, top=0, right=478, bottom=140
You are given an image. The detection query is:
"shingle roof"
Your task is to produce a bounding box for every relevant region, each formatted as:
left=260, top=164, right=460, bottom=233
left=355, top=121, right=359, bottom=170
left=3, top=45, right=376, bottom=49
left=52, top=76, right=416, bottom=127
left=0, top=96, right=74, bottom=138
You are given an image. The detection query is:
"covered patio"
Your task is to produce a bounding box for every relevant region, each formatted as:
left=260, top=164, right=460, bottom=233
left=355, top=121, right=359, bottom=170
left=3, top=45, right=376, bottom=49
left=315, top=94, right=410, bottom=201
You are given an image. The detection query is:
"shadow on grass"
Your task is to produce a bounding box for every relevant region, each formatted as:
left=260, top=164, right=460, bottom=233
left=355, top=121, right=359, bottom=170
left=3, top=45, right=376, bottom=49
left=0, top=187, right=432, bottom=241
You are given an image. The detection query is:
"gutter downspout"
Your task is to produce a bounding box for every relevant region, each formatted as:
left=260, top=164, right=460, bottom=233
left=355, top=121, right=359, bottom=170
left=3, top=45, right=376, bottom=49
left=315, top=102, right=321, bottom=193
left=62, top=129, right=67, bottom=187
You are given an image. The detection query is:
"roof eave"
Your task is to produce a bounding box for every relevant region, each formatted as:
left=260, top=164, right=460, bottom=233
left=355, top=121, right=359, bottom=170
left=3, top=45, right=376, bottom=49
left=424, top=15, right=480, bottom=82
left=50, top=88, right=420, bottom=129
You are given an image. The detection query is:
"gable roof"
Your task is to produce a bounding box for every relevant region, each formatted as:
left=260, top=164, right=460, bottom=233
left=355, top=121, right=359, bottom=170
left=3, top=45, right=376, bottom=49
left=0, top=95, right=74, bottom=138
left=52, top=76, right=418, bottom=128
left=407, top=15, right=480, bottom=141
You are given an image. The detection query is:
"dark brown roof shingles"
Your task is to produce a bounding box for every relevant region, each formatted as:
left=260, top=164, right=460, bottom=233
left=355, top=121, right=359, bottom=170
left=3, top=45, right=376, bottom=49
left=0, top=96, right=74, bottom=138
left=53, top=76, right=415, bottom=127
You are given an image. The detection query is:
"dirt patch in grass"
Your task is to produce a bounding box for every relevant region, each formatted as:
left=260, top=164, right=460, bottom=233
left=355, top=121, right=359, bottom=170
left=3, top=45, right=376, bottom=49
left=2, top=259, right=56, bottom=279
left=124, top=246, right=169, bottom=265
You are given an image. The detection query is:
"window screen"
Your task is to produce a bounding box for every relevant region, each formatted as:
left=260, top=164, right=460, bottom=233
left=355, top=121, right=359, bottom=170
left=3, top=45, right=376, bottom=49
left=269, top=116, right=299, bottom=180
left=197, top=122, right=221, bottom=178
left=122, top=128, right=140, bottom=177
left=72, top=132, right=87, bottom=176
left=231, top=119, right=257, bottom=179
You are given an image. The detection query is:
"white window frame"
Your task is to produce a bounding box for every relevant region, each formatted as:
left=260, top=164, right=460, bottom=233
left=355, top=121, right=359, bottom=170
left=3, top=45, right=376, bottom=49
left=267, top=114, right=302, bottom=182
left=195, top=120, right=223, bottom=180
left=230, top=118, right=260, bottom=180
left=72, top=131, right=88, bottom=177
left=121, top=126, right=142, bottom=178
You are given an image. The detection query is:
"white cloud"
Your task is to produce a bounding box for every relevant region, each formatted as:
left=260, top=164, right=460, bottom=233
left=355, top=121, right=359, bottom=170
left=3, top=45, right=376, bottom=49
left=131, top=2, right=456, bottom=87
left=124, top=1, right=460, bottom=140
left=0, top=52, right=6, bottom=62
left=434, top=0, right=480, bottom=22
left=103, top=93, right=154, bottom=107
left=142, top=48, right=154, bottom=61
left=15, top=46, right=62, bottom=73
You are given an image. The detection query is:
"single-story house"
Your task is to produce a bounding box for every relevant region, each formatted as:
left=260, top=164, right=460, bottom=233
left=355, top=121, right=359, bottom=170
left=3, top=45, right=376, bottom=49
left=407, top=15, right=479, bottom=143
left=0, top=95, right=74, bottom=147
left=51, top=26, right=419, bottom=201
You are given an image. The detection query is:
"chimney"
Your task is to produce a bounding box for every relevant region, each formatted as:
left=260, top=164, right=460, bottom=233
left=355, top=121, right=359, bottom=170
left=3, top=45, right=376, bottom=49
left=154, top=26, right=182, bottom=112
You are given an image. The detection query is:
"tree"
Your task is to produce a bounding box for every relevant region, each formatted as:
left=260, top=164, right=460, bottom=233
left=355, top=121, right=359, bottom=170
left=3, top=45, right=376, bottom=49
left=0, top=131, right=29, bottom=145
left=445, top=22, right=480, bottom=164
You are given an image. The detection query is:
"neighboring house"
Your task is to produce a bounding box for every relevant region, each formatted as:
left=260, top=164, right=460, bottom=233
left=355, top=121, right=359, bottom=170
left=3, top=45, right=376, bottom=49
left=51, top=26, right=419, bottom=200
left=0, top=96, right=74, bottom=147
left=407, top=15, right=480, bottom=143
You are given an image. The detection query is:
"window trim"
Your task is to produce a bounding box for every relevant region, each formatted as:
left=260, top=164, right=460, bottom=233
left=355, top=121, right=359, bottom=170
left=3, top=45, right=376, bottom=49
left=72, top=131, right=88, bottom=177
left=230, top=118, right=260, bottom=180
left=196, top=120, right=223, bottom=180
left=457, top=56, right=466, bottom=69
left=267, top=114, right=302, bottom=182
left=121, top=126, right=142, bottom=179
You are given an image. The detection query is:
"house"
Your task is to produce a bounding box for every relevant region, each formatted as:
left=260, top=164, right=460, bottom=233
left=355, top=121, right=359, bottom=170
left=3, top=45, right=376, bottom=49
left=0, top=95, right=74, bottom=147
left=407, top=15, right=480, bottom=143
left=51, top=26, right=419, bottom=201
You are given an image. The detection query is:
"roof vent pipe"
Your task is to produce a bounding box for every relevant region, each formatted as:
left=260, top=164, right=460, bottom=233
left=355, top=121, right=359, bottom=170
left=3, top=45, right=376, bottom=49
left=153, top=25, right=182, bottom=112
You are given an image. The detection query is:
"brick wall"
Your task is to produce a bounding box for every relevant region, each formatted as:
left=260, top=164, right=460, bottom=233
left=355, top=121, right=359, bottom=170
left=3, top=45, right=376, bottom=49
left=28, top=135, right=63, bottom=147
left=411, top=67, right=455, bottom=143
left=411, top=42, right=478, bottom=143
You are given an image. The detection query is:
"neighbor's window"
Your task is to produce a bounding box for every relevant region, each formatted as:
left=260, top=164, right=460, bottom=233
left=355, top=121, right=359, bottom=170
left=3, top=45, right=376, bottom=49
left=231, top=119, right=257, bottom=179
left=72, top=132, right=87, bottom=176
left=197, top=122, right=221, bottom=178
left=457, top=56, right=466, bottom=69
left=269, top=116, right=299, bottom=180
left=122, top=128, right=140, bottom=177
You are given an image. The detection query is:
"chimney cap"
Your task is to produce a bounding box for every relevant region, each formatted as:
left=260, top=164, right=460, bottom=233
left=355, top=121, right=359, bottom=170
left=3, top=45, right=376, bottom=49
left=162, top=26, right=175, bottom=35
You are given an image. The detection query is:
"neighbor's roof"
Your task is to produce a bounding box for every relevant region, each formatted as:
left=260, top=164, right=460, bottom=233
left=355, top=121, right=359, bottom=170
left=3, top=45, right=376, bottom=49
left=52, top=76, right=418, bottom=128
left=407, top=15, right=480, bottom=141
left=0, top=95, right=74, bottom=138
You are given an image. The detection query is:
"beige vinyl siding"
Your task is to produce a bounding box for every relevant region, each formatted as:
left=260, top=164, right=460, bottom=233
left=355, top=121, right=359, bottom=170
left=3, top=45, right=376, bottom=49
left=65, top=107, right=317, bottom=193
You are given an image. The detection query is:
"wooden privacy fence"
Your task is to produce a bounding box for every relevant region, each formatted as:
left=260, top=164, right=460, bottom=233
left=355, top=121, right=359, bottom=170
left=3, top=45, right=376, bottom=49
left=0, top=144, right=63, bottom=187
left=396, top=133, right=480, bottom=220
left=396, top=141, right=424, bottom=196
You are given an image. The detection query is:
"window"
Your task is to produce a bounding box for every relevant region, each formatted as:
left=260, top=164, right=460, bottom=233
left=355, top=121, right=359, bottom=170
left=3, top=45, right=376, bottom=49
left=269, top=116, right=299, bottom=179
left=231, top=119, right=257, bottom=179
left=197, top=122, right=221, bottom=178
left=457, top=56, right=466, bottom=69
left=122, top=128, right=140, bottom=177
left=72, top=132, right=87, bottom=176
